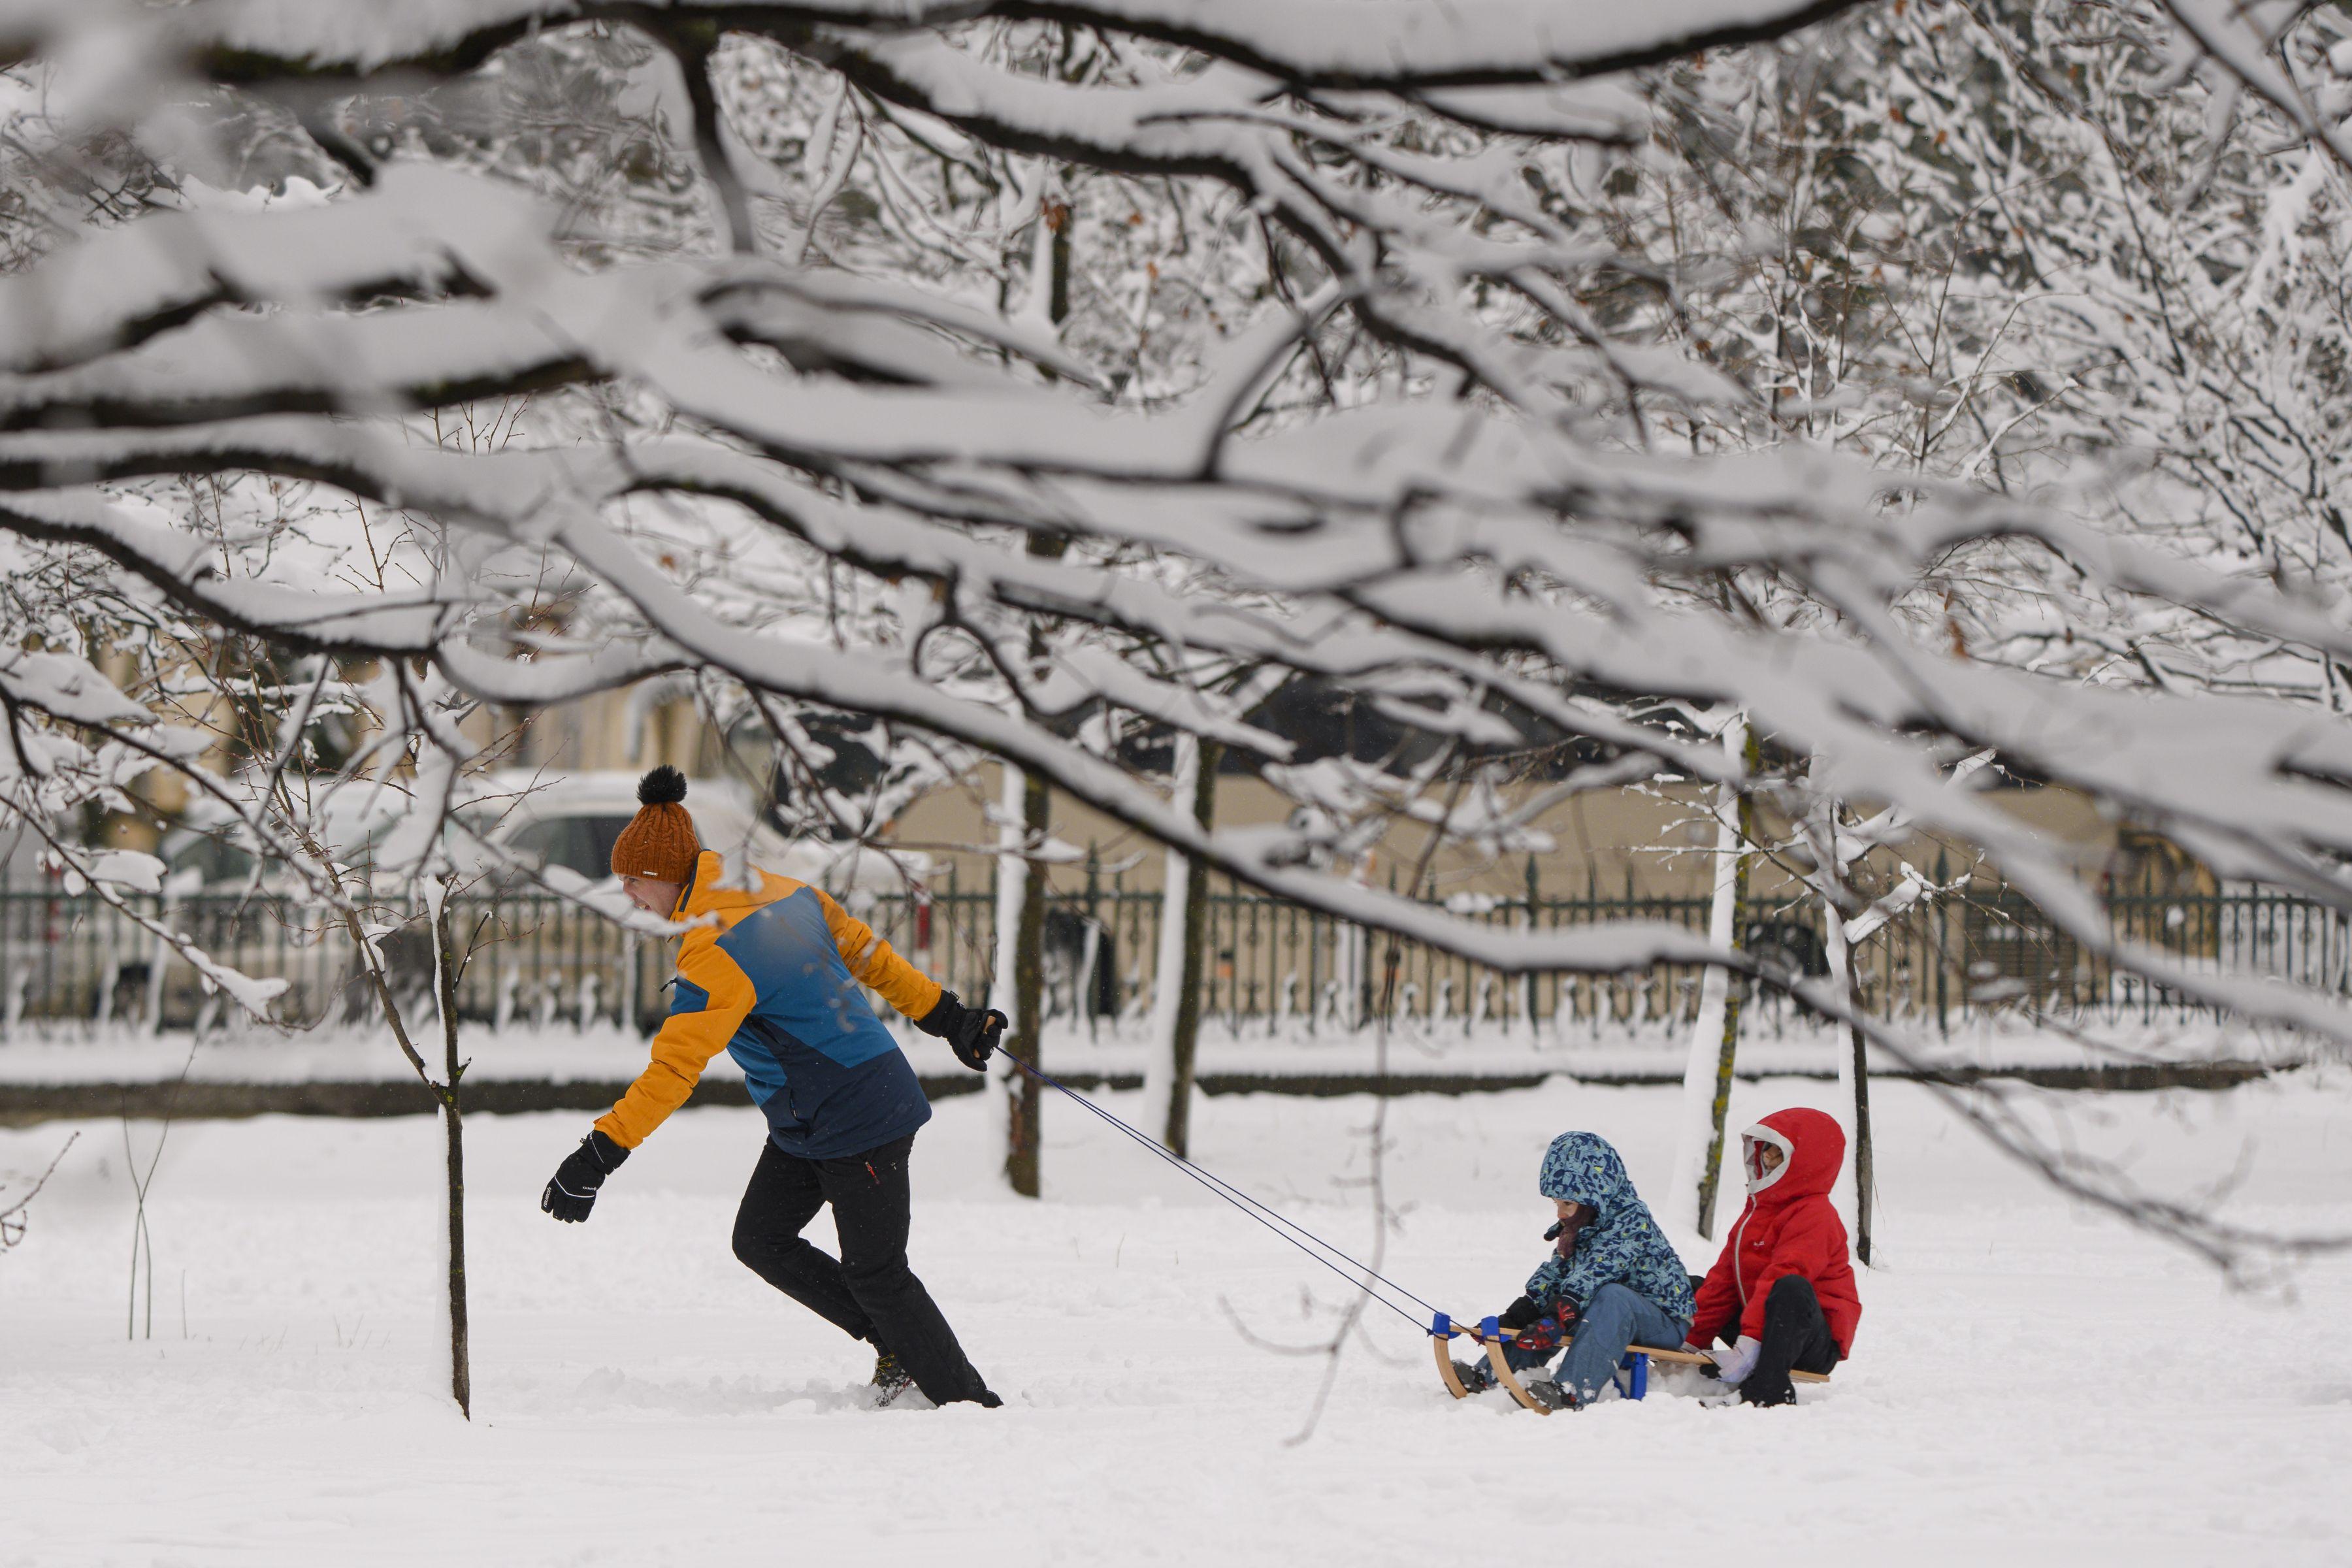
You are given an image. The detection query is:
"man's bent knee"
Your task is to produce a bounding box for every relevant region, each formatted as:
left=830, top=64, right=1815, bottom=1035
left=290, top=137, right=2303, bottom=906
left=733, top=1211, right=792, bottom=1269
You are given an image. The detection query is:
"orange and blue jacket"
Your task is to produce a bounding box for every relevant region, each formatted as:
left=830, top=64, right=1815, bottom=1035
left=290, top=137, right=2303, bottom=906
left=595, top=851, right=942, bottom=1160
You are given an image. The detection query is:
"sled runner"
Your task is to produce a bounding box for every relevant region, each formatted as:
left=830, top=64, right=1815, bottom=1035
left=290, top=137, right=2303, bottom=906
left=1430, top=1313, right=1829, bottom=1413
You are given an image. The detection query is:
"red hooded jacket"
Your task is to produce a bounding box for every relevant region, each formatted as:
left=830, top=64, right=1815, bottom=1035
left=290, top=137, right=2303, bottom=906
left=1686, top=1107, right=1861, bottom=1356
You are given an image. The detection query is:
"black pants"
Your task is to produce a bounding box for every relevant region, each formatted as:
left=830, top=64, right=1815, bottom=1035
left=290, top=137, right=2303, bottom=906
left=730, top=1133, right=992, bottom=1406
left=1694, top=1273, right=1841, bottom=1407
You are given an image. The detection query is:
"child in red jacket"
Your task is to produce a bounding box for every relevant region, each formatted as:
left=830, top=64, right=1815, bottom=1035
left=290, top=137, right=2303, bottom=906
left=1683, top=1106, right=1861, bottom=1407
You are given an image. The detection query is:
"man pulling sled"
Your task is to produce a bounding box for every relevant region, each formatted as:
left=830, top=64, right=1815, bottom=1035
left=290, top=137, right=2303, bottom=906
left=534, top=768, right=1861, bottom=1422
left=540, top=767, right=1009, bottom=1409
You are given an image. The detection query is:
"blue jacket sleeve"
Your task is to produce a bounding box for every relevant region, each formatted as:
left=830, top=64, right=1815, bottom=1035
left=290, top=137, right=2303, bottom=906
left=1527, top=1213, right=1693, bottom=1320
left=1526, top=1252, right=1601, bottom=1314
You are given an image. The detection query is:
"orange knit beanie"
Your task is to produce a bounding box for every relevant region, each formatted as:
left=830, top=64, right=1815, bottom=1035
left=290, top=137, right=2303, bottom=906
left=611, top=766, right=700, bottom=883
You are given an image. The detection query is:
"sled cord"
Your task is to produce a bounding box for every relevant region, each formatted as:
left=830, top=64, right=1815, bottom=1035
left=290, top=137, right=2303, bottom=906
left=994, top=1047, right=1437, bottom=1330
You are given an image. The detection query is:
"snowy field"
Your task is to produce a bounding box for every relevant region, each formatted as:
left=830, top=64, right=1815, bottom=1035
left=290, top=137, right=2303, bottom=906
left=7, top=1065, right=2351, bottom=1566
left=0, top=1009, right=2308, bottom=1086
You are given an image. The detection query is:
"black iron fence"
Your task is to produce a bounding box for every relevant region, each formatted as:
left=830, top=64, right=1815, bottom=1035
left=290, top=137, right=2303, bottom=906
left=0, top=885, right=668, bottom=1036
left=875, top=857, right=2345, bottom=1037
left=0, top=857, right=2337, bottom=1036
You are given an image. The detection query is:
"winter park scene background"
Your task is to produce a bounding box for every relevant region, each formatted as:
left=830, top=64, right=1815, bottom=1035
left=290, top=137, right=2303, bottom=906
left=4, top=0, right=2352, bottom=1562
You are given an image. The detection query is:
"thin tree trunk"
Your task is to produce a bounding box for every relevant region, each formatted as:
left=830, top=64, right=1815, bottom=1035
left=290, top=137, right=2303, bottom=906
left=1821, top=898, right=1873, bottom=1265
left=1005, top=766, right=1049, bottom=1197
left=1668, top=711, right=1747, bottom=1237
left=1850, top=1028, right=1874, bottom=1264
left=1799, top=847, right=1870, bottom=1269
left=1140, top=734, right=1198, bottom=1145
left=339, top=887, right=471, bottom=1417
left=1164, top=742, right=1220, bottom=1158
left=1002, top=486, right=1070, bottom=1191
left=431, top=890, right=471, bottom=1417
left=1799, top=773, right=1875, bottom=1267
left=442, top=1086, right=470, bottom=1416
left=1696, top=798, right=1756, bottom=1239
left=991, top=762, right=1024, bottom=1019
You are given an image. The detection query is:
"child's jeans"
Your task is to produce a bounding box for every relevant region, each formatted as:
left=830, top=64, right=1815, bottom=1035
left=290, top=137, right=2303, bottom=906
left=1504, top=1282, right=1691, bottom=1407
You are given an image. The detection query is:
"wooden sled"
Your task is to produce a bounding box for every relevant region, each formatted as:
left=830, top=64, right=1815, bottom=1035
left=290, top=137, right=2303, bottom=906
left=1430, top=1312, right=1829, bottom=1414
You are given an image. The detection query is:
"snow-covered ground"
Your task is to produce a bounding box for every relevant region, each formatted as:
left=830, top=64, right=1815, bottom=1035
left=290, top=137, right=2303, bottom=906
left=0, top=1009, right=2311, bottom=1086
left=6, top=1064, right=2351, bottom=1565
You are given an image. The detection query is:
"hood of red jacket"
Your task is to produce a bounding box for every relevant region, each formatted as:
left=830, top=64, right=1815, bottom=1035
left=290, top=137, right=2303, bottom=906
left=1742, top=1107, right=1844, bottom=1205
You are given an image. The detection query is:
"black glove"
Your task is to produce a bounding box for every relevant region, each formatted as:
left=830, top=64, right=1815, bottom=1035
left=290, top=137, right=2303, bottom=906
left=1498, top=1295, right=1544, bottom=1331
left=917, top=990, right=1008, bottom=1071
left=540, top=1130, right=629, bottom=1223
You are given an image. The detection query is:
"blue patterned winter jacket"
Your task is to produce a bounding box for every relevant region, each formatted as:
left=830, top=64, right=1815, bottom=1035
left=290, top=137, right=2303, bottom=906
left=1525, top=1132, right=1695, bottom=1326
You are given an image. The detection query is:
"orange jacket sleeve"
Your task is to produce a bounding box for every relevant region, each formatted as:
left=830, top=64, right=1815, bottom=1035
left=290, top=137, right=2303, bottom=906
left=594, top=930, right=756, bottom=1149
left=817, top=887, right=942, bottom=1022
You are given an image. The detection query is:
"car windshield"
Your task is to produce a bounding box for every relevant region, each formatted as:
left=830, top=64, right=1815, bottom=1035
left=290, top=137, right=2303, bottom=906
left=504, top=815, right=635, bottom=882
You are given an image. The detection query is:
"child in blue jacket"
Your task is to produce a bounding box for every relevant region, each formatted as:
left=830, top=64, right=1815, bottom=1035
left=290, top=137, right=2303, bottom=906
left=1454, top=1131, right=1695, bottom=1409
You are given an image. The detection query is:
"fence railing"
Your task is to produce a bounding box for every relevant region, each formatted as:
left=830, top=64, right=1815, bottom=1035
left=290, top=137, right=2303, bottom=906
left=871, top=858, right=2347, bottom=1038
left=0, top=886, right=668, bottom=1036
left=0, top=858, right=2338, bottom=1037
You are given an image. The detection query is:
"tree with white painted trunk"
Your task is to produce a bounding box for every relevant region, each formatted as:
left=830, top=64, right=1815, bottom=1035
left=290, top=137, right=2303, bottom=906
left=1139, top=732, right=1198, bottom=1153
left=1665, top=710, right=1752, bottom=1242
left=1141, top=731, right=1222, bottom=1157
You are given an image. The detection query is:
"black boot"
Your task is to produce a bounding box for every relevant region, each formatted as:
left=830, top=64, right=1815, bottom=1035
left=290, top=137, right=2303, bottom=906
left=1522, top=1376, right=1578, bottom=1411
left=1738, top=1275, right=1839, bottom=1407
left=870, top=1348, right=917, bottom=1407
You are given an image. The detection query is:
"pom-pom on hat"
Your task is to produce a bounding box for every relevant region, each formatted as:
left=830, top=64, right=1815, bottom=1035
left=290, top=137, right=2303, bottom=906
left=610, top=765, right=701, bottom=884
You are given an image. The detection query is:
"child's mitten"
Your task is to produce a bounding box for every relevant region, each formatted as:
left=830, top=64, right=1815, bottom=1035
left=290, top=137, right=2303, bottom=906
left=1713, top=1335, right=1762, bottom=1385
left=1511, top=1315, right=1569, bottom=1353
left=1499, top=1293, right=1578, bottom=1352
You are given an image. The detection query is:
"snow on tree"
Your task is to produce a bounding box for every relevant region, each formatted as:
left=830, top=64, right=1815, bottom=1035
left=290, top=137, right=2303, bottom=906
left=0, top=0, right=2343, bottom=1275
